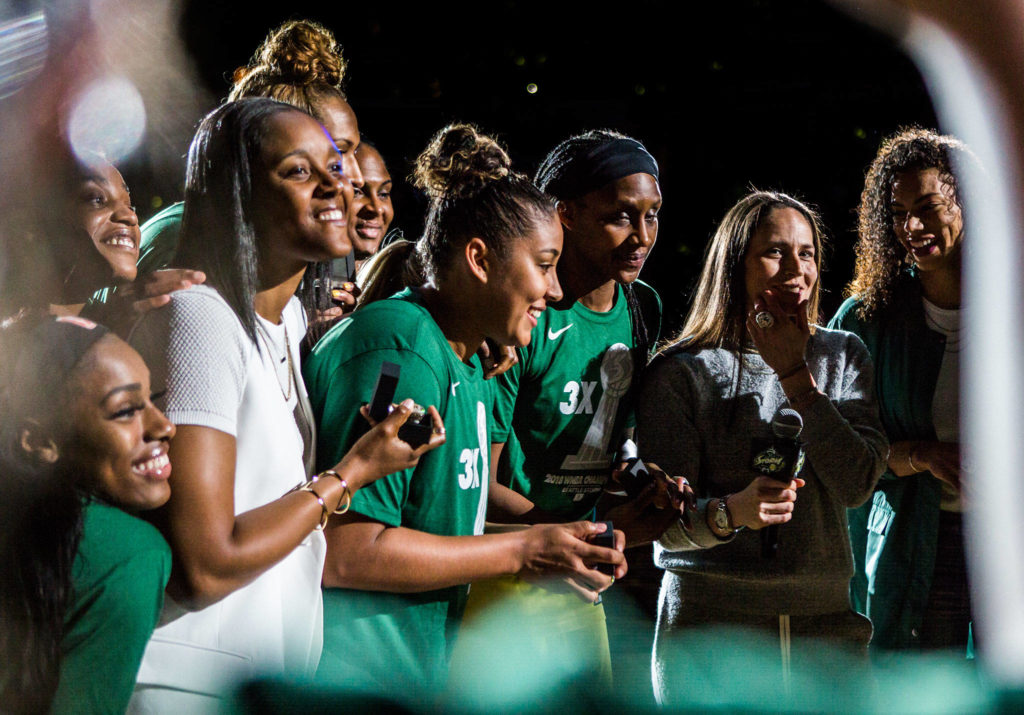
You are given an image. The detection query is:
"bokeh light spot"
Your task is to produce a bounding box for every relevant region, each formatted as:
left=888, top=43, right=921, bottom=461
left=67, top=76, right=146, bottom=164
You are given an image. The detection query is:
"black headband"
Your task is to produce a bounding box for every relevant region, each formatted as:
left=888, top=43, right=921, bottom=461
left=551, top=138, right=660, bottom=200
left=6, top=316, right=111, bottom=410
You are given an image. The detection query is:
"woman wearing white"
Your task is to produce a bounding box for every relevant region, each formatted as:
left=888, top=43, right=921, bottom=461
left=128, top=98, right=442, bottom=711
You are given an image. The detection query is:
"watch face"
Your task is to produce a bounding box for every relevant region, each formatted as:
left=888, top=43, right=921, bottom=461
left=713, top=504, right=730, bottom=531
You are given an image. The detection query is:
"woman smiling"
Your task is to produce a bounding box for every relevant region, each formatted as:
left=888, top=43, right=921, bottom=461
left=638, top=190, right=887, bottom=704
left=349, top=141, right=395, bottom=269
left=305, top=124, right=625, bottom=696
left=830, top=128, right=974, bottom=653
left=127, top=98, right=439, bottom=709
left=0, top=317, right=174, bottom=713
left=472, top=131, right=673, bottom=688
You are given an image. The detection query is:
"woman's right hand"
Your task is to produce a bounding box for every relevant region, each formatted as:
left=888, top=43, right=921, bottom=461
left=478, top=338, right=518, bottom=380
left=331, top=281, right=360, bottom=314
left=747, top=290, right=811, bottom=375
left=336, top=400, right=446, bottom=491
left=600, top=462, right=693, bottom=547
left=727, top=476, right=806, bottom=530
left=515, top=521, right=626, bottom=602
left=130, top=269, right=207, bottom=313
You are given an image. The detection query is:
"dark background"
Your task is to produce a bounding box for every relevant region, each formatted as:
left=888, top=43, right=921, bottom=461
left=132, top=0, right=937, bottom=332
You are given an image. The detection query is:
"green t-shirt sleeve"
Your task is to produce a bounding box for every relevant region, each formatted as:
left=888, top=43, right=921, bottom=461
left=490, top=348, right=525, bottom=444
left=53, top=509, right=170, bottom=714
left=313, top=348, right=444, bottom=527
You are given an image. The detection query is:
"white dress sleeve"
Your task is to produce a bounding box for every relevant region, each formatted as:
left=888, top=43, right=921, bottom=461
left=129, top=286, right=248, bottom=436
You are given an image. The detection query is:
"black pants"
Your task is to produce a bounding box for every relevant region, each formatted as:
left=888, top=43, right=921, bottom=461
left=919, top=510, right=973, bottom=650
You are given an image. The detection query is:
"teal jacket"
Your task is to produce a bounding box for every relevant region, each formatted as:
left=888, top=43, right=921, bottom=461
left=829, top=274, right=946, bottom=651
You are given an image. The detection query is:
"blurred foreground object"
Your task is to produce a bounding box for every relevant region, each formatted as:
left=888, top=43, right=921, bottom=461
left=0, top=3, right=47, bottom=99
left=832, top=0, right=1024, bottom=692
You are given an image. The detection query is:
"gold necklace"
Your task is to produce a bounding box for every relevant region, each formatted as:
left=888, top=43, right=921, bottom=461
left=258, top=321, right=294, bottom=402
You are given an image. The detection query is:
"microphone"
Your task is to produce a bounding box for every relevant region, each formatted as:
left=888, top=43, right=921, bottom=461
left=749, top=408, right=805, bottom=559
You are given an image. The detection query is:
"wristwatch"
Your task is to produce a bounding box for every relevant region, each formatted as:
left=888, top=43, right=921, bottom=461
left=710, top=495, right=737, bottom=537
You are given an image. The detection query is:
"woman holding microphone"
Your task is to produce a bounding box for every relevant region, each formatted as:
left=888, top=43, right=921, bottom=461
left=638, top=190, right=887, bottom=705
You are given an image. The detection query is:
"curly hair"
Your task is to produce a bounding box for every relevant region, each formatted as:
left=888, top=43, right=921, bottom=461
left=411, top=123, right=554, bottom=280
left=229, top=19, right=347, bottom=117
left=848, top=127, right=970, bottom=316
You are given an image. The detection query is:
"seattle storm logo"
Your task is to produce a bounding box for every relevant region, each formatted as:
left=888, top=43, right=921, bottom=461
left=752, top=446, right=805, bottom=476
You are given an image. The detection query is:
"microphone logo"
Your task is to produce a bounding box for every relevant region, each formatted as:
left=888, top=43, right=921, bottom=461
left=751, top=445, right=804, bottom=476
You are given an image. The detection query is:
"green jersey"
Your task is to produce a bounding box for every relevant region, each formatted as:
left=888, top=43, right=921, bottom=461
left=137, top=201, right=184, bottom=275
left=303, top=289, right=493, bottom=691
left=493, top=282, right=661, bottom=520
left=53, top=500, right=171, bottom=714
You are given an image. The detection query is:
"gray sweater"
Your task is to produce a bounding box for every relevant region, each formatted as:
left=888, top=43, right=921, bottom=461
left=637, top=327, right=888, bottom=616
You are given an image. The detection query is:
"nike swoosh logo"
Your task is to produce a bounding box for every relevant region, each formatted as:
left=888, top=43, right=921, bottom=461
left=451, top=381, right=460, bottom=396
left=547, top=324, right=574, bottom=340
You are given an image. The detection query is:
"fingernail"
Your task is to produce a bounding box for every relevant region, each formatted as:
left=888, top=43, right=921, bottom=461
left=342, top=282, right=355, bottom=292
left=400, top=398, right=414, bottom=409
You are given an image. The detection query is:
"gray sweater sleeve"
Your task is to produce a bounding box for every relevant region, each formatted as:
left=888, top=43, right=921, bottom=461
left=637, top=355, right=727, bottom=551
left=801, top=332, right=888, bottom=508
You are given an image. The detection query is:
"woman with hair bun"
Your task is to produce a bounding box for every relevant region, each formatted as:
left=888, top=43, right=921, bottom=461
left=305, top=123, right=626, bottom=694
left=471, top=130, right=678, bottom=686
left=136, top=18, right=364, bottom=296
left=830, top=128, right=974, bottom=653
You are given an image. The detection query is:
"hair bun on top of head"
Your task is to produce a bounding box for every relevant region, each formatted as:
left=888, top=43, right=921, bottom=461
left=232, top=19, right=346, bottom=90
left=413, top=124, right=513, bottom=201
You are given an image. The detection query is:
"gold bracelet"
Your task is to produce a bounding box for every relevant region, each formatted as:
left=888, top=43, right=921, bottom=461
left=299, top=481, right=330, bottom=531
left=316, top=469, right=352, bottom=515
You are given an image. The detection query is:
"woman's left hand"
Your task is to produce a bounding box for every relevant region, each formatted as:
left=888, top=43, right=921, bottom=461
left=746, top=288, right=810, bottom=374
